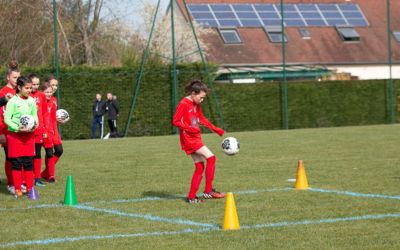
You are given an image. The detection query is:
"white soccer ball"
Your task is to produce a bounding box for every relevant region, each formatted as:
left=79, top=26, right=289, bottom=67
left=20, top=114, right=35, bottom=130
left=221, top=137, right=240, bottom=155
left=56, top=109, right=70, bottom=123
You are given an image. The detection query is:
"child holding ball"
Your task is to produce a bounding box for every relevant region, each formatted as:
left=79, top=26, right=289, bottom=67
left=4, top=76, right=38, bottom=198
left=173, top=80, right=225, bottom=203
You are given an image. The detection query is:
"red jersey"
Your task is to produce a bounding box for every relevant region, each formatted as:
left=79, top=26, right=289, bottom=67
left=30, top=90, right=46, bottom=136
left=0, top=85, right=16, bottom=135
left=172, top=97, right=223, bottom=154
left=51, top=96, right=62, bottom=145
left=42, top=97, right=57, bottom=148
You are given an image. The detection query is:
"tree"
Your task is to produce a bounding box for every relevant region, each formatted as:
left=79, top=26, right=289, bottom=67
left=140, top=1, right=210, bottom=63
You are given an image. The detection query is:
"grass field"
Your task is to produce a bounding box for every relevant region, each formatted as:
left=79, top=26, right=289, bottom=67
left=0, top=124, right=399, bottom=249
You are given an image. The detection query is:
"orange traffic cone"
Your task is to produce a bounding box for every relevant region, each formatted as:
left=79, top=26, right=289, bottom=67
left=222, top=192, right=240, bottom=230
left=295, top=160, right=309, bottom=190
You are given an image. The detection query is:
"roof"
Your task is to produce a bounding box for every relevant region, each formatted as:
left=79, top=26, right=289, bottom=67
left=175, top=0, right=400, bottom=66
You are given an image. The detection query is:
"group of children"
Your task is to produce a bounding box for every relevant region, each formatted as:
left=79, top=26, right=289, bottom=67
left=0, top=61, right=63, bottom=198
left=0, top=61, right=223, bottom=203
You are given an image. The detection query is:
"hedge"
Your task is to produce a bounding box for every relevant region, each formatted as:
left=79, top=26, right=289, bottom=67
left=0, top=64, right=398, bottom=139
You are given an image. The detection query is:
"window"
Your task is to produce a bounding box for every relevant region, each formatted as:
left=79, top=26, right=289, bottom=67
left=299, top=28, right=311, bottom=39
left=336, top=26, right=360, bottom=42
left=393, top=31, right=400, bottom=43
left=219, top=29, right=242, bottom=44
left=264, top=26, right=287, bottom=43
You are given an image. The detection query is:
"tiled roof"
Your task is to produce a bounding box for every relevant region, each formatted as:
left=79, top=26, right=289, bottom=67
left=175, top=0, right=400, bottom=65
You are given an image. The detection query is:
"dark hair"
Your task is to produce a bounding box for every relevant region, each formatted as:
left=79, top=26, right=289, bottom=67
left=40, top=81, right=52, bottom=92
left=6, top=60, right=20, bottom=76
left=16, top=76, right=32, bottom=93
left=184, top=80, right=209, bottom=95
left=45, top=75, right=57, bottom=82
left=27, top=73, right=39, bottom=81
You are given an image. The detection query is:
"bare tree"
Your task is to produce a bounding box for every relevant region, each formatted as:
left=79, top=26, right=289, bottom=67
left=140, top=1, right=210, bottom=63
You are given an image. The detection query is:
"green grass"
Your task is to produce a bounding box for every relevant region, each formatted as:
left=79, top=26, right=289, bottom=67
left=0, top=124, right=399, bottom=249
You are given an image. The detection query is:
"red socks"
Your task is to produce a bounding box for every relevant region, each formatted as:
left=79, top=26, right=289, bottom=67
left=33, top=158, right=41, bottom=179
left=25, top=170, right=34, bottom=192
left=42, top=157, right=55, bottom=180
left=204, top=156, right=216, bottom=193
left=12, top=169, right=34, bottom=192
left=12, top=170, right=22, bottom=191
left=188, top=162, right=204, bottom=199
left=5, top=160, right=13, bottom=185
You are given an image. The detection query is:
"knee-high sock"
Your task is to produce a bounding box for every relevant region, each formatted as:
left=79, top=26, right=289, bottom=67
left=204, top=156, right=216, bottom=193
left=41, top=157, right=51, bottom=179
left=188, top=162, right=205, bottom=199
left=5, top=160, right=13, bottom=185
left=53, top=155, right=60, bottom=165
left=33, top=158, right=42, bottom=179
left=47, top=157, right=55, bottom=179
left=24, top=170, right=34, bottom=193
left=12, top=170, right=22, bottom=191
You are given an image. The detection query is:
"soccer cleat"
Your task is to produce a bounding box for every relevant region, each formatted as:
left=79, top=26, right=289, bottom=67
left=48, top=177, right=56, bottom=183
left=21, top=184, right=27, bottom=193
left=7, top=185, right=15, bottom=195
left=203, top=189, right=226, bottom=199
left=14, top=189, right=23, bottom=198
left=35, top=178, right=46, bottom=187
left=186, top=197, right=204, bottom=203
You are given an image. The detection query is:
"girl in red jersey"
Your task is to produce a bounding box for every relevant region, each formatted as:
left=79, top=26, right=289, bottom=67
left=0, top=61, right=20, bottom=194
left=28, top=73, right=47, bottom=186
left=4, top=76, right=38, bottom=198
left=173, top=80, right=225, bottom=203
left=41, top=76, right=62, bottom=182
left=40, top=82, right=57, bottom=182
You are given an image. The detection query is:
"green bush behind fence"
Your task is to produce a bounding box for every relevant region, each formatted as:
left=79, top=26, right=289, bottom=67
left=1, top=64, right=398, bottom=139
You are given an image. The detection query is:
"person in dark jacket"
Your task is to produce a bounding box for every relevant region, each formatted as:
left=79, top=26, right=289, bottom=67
left=105, top=92, right=119, bottom=138
left=91, top=93, right=106, bottom=139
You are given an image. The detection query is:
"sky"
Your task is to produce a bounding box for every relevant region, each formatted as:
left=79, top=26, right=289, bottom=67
left=101, top=0, right=170, bottom=31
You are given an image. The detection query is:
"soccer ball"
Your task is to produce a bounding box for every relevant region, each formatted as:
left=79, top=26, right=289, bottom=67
left=20, top=114, right=35, bottom=130
left=221, top=137, right=240, bottom=155
left=56, top=109, right=70, bottom=123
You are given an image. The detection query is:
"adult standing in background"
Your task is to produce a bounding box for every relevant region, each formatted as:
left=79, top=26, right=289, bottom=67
left=105, top=92, right=119, bottom=138
left=91, top=93, right=106, bottom=139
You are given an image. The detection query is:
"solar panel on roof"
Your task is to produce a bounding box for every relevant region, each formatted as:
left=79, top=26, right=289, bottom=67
left=253, top=4, right=275, bottom=12
left=214, top=12, right=236, bottom=19
left=338, top=4, right=359, bottom=11
left=236, top=12, right=258, bottom=19
left=285, top=19, right=306, bottom=27
left=232, top=4, right=254, bottom=12
left=210, top=4, right=231, bottom=11
left=187, top=3, right=368, bottom=28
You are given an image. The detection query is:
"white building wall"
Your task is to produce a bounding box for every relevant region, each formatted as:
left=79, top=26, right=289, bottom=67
left=329, top=65, right=400, bottom=80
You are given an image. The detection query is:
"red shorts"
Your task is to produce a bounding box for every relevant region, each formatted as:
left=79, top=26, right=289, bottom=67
left=180, top=132, right=204, bottom=155
left=43, top=133, right=54, bottom=149
left=34, top=134, right=43, bottom=144
left=53, top=131, right=62, bottom=145
left=7, top=131, right=35, bottom=158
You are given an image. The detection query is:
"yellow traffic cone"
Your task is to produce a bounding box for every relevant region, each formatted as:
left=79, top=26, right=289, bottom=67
left=295, top=160, right=309, bottom=190
left=222, top=192, right=240, bottom=230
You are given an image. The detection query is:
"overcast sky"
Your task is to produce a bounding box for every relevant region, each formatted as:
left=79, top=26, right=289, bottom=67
left=101, top=0, right=170, bottom=31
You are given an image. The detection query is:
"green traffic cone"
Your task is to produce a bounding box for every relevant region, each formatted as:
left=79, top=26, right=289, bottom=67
left=64, top=175, right=77, bottom=206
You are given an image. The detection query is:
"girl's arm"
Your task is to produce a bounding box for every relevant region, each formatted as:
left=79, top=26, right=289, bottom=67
left=4, top=99, right=19, bottom=131
left=172, top=102, right=200, bottom=134
left=197, top=106, right=224, bottom=136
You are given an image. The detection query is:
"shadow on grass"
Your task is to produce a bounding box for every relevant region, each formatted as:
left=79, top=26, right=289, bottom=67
left=141, top=191, right=186, bottom=201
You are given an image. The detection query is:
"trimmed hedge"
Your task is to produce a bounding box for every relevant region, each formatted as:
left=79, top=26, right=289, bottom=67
left=0, top=65, right=398, bottom=139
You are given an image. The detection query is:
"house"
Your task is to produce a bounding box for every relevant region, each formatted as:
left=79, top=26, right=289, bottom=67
left=173, top=0, right=400, bottom=81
